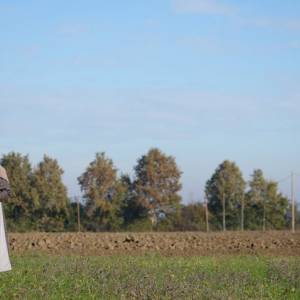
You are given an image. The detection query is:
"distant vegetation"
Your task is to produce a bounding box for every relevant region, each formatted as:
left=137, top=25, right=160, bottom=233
left=0, top=149, right=295, bottom=232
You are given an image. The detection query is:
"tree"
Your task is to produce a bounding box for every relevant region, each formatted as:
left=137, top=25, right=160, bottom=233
left=246, top=170, right=288, bottom=230
left=264, top=181, right=289, bottom=229
left=78, top=152, right=125, bottom=231
left=119, top=174, right=146, bottom=226
left=245, top=169, right=267, bottom=230
left=32, top=155, right=69, bottom=231
left=179, top=202, right=207, bottom=231
left=246, top=169, right=288, bottom=230
left=1, top=152, right=38, bottom=230
left=65, top=199, right=85, bottom=232
left=205, top=160, right=246, bottom=230
left=133, top=148, right=182, bottom=226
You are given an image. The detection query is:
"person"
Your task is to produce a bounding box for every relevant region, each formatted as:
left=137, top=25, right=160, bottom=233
left=0, top=165, right=12, bottom=272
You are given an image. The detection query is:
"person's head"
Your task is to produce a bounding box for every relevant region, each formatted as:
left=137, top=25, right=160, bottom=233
left=0, top=165, right=8, bottom=182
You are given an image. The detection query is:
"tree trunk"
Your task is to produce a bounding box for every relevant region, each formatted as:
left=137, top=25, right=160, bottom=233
left=241, top=195, right=244, bottom=231
left=205, top=198, right=209, bottom=232
left=77, top=197, right=81, bottom=233
left=222, top=192, right=226, bottom=231
left=149, top=209, right=157, bottom=230
left=263, top=204, right=266, bottom=231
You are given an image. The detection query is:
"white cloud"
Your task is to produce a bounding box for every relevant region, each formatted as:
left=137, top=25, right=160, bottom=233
left=173, top=0, right=235, bottom=15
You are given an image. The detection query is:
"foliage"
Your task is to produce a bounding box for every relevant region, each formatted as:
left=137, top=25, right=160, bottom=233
left=119, top=174, right=147, bottom=227
left=205, top=160, right=246, bottom=230
left=264, top=182, right=289, bottom=229
left=245, top=170, right=289, bottom=230
left=32, top=155, right=69, bottom=231
left=133, top=148, right=182, bottom=225
left=125, top=218, right=154, bottom=232
left=64, top=200, right=85, bottom=232
left=245, top=169, right=266, bottom=229
left=1, top=152, right=39, bottom=230
left=178, top=202, right=207, bottom=231
left=78, top=152, right=125, bottom=231
left=0, top=150, right=293, bottom=232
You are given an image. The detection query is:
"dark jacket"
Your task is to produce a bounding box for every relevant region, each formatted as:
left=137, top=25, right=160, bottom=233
left=0, top=172, right=11, bottom=255
left=0, top=177, right=11, bottom=201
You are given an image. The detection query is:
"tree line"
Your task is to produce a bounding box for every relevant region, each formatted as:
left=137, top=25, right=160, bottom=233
left=0, top=149, right=296, bottom=232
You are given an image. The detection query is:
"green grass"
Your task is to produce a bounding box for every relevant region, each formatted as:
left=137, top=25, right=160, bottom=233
left=0, top=254, right=299, bottom=299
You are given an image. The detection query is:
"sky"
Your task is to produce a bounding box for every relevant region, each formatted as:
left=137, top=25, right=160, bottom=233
left=0, top=0, right=300, bottom=203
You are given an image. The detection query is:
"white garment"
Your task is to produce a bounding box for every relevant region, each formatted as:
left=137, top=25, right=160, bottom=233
left=0, top=202, right=11, bottom=272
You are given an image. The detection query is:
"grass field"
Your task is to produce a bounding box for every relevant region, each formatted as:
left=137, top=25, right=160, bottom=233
left=0, top=254, right=299, bottom=299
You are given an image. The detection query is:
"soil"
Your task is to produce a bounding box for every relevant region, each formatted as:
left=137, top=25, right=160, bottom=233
left=8, top=231, right=300, bottom=256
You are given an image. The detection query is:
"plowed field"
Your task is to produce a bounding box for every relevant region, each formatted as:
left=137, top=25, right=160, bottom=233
left=8, top=231, right=300, bottom=256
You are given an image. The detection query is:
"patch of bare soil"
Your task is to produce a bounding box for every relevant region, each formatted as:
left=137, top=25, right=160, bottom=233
left=8, top=231, right=300, bottom=256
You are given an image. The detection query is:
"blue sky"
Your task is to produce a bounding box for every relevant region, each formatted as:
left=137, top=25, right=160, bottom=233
left=1, top=0, right=299, bottom=202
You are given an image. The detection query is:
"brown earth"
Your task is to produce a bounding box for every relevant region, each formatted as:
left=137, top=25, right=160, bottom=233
left=8, top=231, right=300, bottom=256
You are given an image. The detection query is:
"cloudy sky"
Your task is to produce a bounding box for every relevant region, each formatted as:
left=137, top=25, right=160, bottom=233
left=1, top=0, right=299, bottom=202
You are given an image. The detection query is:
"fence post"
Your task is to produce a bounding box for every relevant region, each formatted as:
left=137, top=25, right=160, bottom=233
left=222, top=192, right=226, bottom=231
left=205, top=196, right=209, bottom=232
left=291, top=172, right=295, bottom=233
left=77, top=197, right=81, bottom=233
left=241, top=194, right=244, bottom=231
